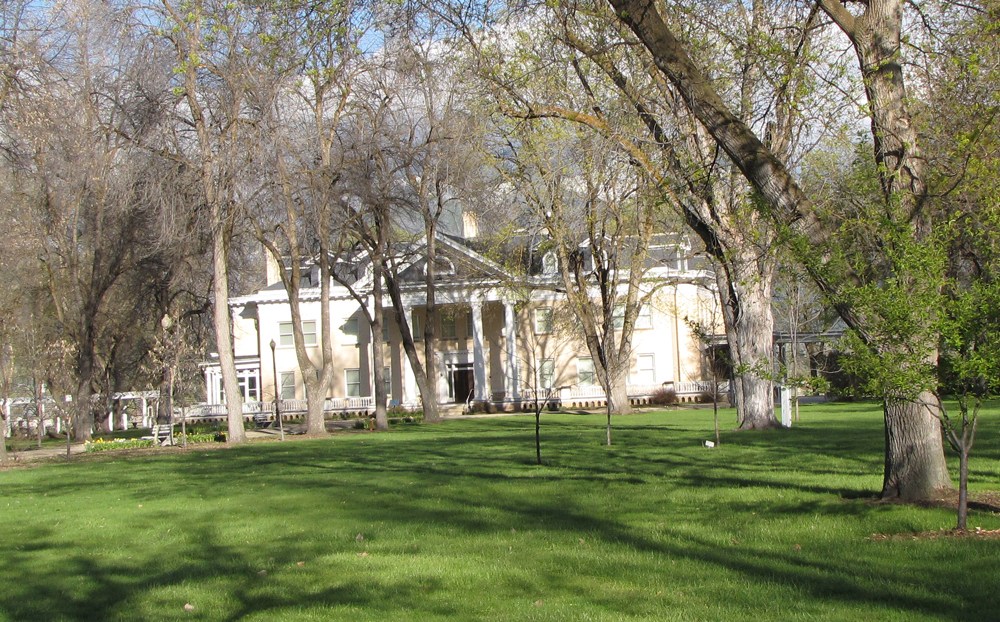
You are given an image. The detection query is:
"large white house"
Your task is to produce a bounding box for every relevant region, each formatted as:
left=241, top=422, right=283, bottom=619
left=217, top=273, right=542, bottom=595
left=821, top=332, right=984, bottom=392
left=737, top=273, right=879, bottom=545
left=199, top=226, right=722, bottom=418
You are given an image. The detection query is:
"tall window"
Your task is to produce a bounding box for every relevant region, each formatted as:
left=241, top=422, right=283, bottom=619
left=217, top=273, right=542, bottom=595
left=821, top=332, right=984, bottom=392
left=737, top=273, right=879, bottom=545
left=412, top=310, right=423, bottom=341
left=279, top=321, right=316, bottom=346
left=382, top=322, right=391, bottom=343
left=465, top=310, right=474, bottom=338
left=636, top=354, right=655, bottom=384
left=534, top=307, right=553, bottom=334
left=279, top=322, right=293, bottom=346
left=539, top=359, right=555, bottom=390
left=238, top=371, right=259, bottom=401
left=342, top=317, right=359, bottom=344
left=280, top=372, right=296, bottom=400
left=346, top=369, right=362, bottom=397
left=303, top=321, right=317, bottom=345
left=441, top=313, right=457, bottom=339
left=577, top=358, right=595, bottom=386
left=383, top=367, right=392, bottom=398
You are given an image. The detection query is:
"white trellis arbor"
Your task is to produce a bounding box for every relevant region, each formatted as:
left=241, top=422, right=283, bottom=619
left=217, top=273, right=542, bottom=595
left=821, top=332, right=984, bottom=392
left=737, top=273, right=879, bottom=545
left=1, top=391, right=159, bottom=438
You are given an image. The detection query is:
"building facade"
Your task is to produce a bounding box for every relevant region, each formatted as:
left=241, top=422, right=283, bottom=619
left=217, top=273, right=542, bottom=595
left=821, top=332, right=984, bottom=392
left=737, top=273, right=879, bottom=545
left=201, top=231, right=721, bottom=414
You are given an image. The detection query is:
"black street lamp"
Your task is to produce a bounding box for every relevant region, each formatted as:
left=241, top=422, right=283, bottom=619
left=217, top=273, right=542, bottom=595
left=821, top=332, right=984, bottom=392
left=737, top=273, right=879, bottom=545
left=270, top=339, right=285, bottom=441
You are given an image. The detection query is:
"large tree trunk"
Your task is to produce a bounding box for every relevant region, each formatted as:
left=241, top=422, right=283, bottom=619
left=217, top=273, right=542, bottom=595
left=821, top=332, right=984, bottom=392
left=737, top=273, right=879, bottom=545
left=0, top=409, right=7, bottom=465
left=606, top=364, right=630, bottom=417
left=371, top=270, right=388, bottom=431
left=716, top=269, right=745, bottom=425
left=881, top=395, right=951, bottom=500
left=156, top=370, right=172, bottom=425
left=213, top=231, right=246, bottom=444
left=73, top=377, right=94, bottom=440
left=421, top=229, right=441, bottom=424
left=303, top=390, right=326, bottom=436
left=839, top=0, right=948, bottom=498
left=729, top=260, right=779, bottom=430
left=385, top=271, right=438, bottom=423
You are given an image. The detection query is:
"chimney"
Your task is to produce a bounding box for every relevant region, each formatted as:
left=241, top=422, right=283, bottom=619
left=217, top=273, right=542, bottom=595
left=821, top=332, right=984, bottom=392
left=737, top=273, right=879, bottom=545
left=264, top=247, right=282, bottom=286
left=462, top=211, right=479, bottom=239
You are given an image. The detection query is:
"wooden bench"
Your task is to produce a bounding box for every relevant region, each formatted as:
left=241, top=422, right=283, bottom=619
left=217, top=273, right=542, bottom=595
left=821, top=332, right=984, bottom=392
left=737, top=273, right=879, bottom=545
left=143, top=424, right=174, bottom=446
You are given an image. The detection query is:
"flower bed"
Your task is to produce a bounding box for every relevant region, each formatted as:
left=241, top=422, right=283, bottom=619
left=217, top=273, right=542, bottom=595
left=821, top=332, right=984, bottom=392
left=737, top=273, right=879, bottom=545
left=84, top=438, right=155, bottom=453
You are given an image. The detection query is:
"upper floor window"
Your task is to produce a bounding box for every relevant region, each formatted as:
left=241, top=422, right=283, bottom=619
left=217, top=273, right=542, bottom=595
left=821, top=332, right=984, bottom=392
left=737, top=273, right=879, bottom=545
left=302, top=321, right=317, bottom=345
left=279, top=321, right=316, bottom=346
left=535, top=307, right=553, bottom=334
left=441, top=313, right=457, bottom=339
left=342, top=317, right=359, bottom=343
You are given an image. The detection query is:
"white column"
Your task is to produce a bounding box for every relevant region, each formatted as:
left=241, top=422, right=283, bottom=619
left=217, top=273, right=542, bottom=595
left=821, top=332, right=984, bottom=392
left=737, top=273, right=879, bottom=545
left=403, top=305, right=417, bottom=405
left=504, top=300, right=520, bottom=401
left=141, top=396, right=148, bottom=427
left=780, top=385, right=792, bottom=428
left=471, top=298, right=487, bottom=402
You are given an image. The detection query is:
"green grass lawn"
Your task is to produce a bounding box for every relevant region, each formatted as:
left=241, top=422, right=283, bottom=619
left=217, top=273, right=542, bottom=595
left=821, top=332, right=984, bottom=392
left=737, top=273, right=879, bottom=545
left=1, top=402, right=999, bottom=621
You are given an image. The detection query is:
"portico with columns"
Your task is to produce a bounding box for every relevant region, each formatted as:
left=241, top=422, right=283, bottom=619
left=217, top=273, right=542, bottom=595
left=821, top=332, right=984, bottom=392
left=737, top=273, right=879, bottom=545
left=396, top=290, right=522, bottom=408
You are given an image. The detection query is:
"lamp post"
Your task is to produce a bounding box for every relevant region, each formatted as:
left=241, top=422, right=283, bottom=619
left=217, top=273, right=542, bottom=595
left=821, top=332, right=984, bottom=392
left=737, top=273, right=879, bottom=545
left=269, top=339, right=285, bottom=441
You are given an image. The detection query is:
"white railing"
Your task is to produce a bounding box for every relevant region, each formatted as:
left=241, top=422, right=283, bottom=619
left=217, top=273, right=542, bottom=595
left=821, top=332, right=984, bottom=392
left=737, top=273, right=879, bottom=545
left=190, top=397, right=374, bottom=421
left=569, top=385, right=605, bottom=398
left=325, top=396, right=374, bottom=411
left=520, top=380, right=729, bottom=408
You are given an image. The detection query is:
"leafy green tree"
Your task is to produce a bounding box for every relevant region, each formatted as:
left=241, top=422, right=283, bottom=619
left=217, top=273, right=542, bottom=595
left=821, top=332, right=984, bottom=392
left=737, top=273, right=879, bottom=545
left=938, top=275, right=1000, bottom=530
left=605, top=0, right=955, bottom=499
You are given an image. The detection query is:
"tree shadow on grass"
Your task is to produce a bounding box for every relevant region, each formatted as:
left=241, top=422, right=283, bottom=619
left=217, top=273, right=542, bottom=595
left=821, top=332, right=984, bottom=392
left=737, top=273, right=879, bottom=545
left=4, top=406, right=998, bottom=620
left=4, top=492, right=992, bottom=622
left=0, top=520, right=466, bottom=622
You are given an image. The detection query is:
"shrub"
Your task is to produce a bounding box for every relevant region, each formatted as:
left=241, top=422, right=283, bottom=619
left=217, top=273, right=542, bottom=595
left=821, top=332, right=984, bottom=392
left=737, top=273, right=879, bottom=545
left=650, top=387, right=679, bottom=406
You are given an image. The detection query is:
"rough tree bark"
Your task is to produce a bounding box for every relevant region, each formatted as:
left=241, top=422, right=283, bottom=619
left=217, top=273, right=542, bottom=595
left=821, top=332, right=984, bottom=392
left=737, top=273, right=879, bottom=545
left=420, top=219, right=442, bottom=423
left=726, top=251, right=779, bottom=430
left=607, top=0, right=950, bottom=497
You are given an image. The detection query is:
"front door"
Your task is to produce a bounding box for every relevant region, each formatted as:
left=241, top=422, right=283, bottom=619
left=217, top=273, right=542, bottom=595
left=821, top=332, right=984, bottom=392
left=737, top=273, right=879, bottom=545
left=452, top=366, right=474, bottom=403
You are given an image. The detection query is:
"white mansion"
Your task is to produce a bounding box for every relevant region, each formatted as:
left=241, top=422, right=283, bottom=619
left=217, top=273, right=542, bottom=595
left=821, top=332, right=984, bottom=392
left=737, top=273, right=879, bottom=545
left=200, top=226, right=721, bottom=418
